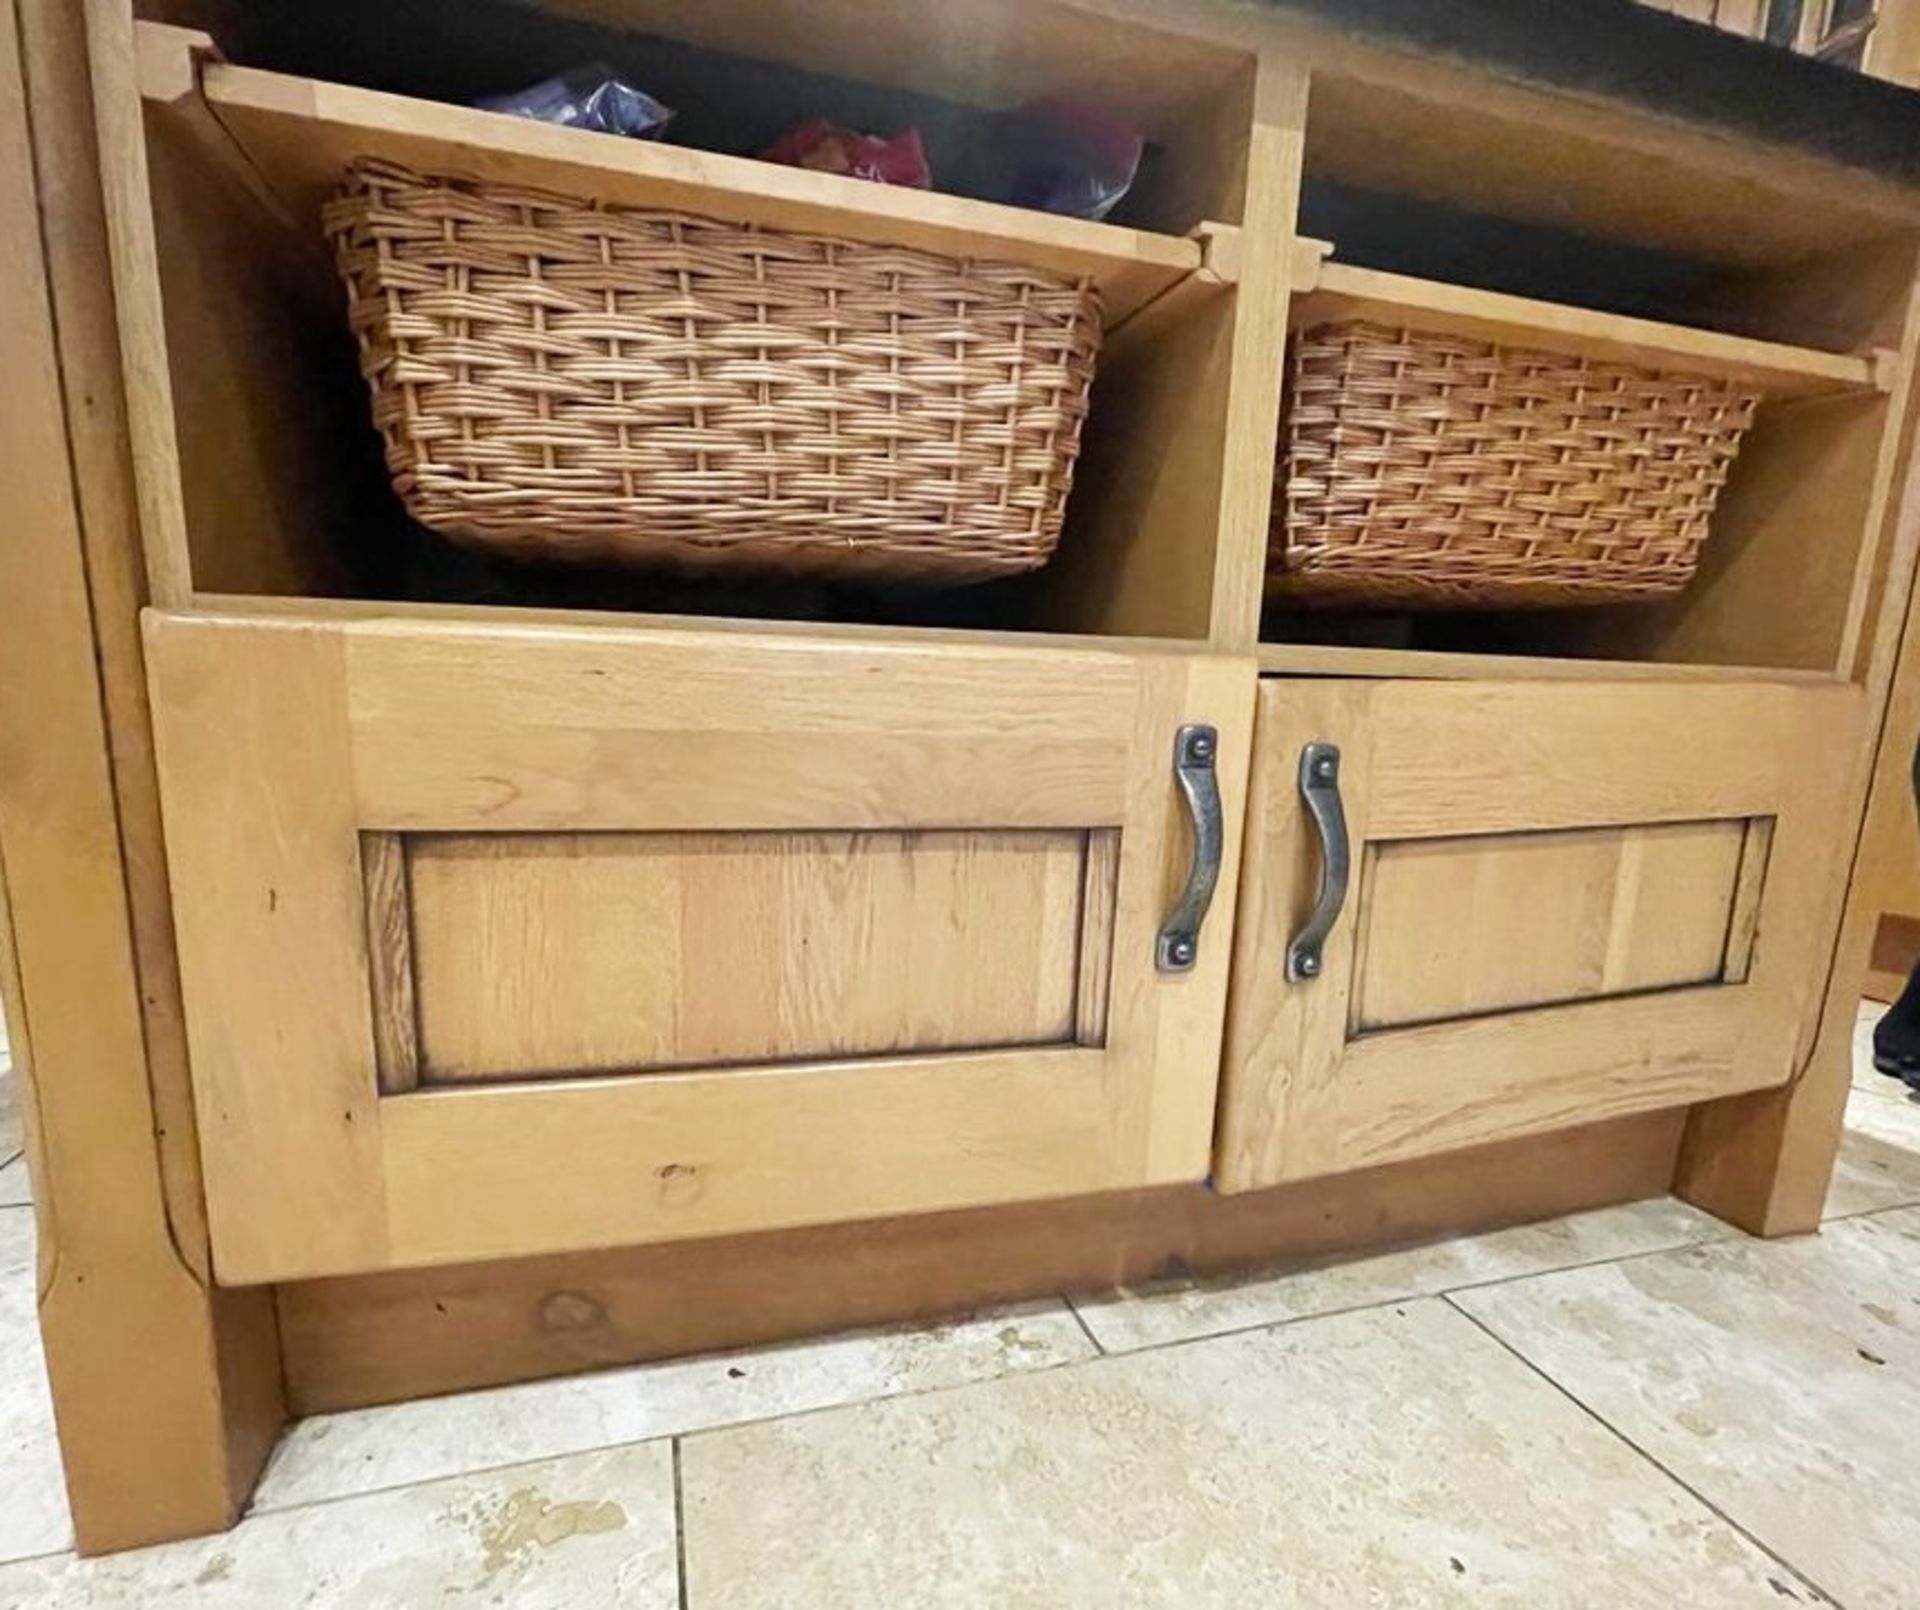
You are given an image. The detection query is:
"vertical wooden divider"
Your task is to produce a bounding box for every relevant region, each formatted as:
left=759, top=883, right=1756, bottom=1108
left=1206, top=52, right=1308, bottom=650
left=1038, top=52, right=1306, bottom=646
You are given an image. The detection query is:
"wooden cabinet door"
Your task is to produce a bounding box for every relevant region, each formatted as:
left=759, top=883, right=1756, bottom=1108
left=1216, top=677, right=1860, bottom=1190
left=144, top=611, right=1253, bottom=1282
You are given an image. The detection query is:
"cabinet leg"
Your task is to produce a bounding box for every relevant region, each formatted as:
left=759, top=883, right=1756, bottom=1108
left=1673, top=1027, right=1851, bottom=1237
left=32, top=1238, right=282, bottom=1554
left=2, top=0, right=285, bottom=1549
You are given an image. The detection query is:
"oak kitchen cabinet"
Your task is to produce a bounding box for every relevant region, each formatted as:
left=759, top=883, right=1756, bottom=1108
left=4, top=0, right=1917, bottom=1553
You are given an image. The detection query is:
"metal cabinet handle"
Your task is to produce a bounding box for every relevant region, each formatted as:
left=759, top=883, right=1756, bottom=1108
left=1156, top=724, right=1223, bottom=974
left=1285, top=741, right=1349, bottom=984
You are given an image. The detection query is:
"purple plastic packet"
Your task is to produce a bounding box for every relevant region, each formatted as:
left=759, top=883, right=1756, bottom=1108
left=476, top=64, right=673, bottom=140
left=972, top=99, right=1144, bottom=220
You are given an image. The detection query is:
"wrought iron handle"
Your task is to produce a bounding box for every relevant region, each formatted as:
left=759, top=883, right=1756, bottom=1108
left=1285, top=742, right=1349, bottom=984
left=1156, top=724, right=1222, bottom=974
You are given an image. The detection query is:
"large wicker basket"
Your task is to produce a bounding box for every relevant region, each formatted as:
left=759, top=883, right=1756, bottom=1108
left=1271, top=320, right=1761, bottom=609
left=323, top=159, right=1103, bottom=584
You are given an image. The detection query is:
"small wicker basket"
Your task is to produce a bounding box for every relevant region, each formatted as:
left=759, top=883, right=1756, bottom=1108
left=324, top=159, right=1103, bottom=584
left=1271, top=320, right=1761, bottom=609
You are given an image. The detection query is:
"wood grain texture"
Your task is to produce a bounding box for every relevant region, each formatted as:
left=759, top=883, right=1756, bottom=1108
left=30, top=1, right=216, bottom=1292
left=404, top=829, right=1090, bottom=1080
left=1255, top=641, right=1839, bottom=683
left=1674, top=687, right=1893, bottom=1229
left=1352, top=819, right=1749, bottom=1032
left=1721, top=818, right=1773, bottom=983
left=1327, top=989, right=1758, bottom=1174
left=276, top=1106, right=1687, bottom=1414
left=144, top=611, right=1253, bottom=1279
left=184, top=588, right=1230, bottom=658
left=4, top=0, right=281, bottom=1552
left=339, top=623, right=1141, bottom=833
left=378, top=1048, right=1121, bottom=1264
left=1217, top=677, right=1861, bottom=1190
left=141, top=96, right=366, bottom=599
left=360, top=833, right=418, bottom=1096
left=143, top=616, right=388, bottom=1280
left=1076, top=828, right=1122, bottom=1046
left=80, top=0, right=191, bottom=605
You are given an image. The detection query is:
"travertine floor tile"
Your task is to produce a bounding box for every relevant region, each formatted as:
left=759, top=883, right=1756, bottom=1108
left=1458, top=1207, right=1920, bottom=1610
left=682, top=1299, right=1808, bottom=1609
left=0, top=1209, right=70, bottom=1564
left=1072, top=1197, right=1728, bottom=1353
left=1853, top=999, right=1892, bottom=1096
left=1824, top=1087, right=1920, bottom=1220
left=0, top=1060, right=20, bottom=1165
left=256, top=1300, right=1091, bottom=1512
left=0, top=1443, right=677, bottom=1609
left=0, top=1159, right=30, bottom=1208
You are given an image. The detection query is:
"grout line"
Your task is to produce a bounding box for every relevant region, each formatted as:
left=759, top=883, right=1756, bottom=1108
left=1443, top=1295, right=1851, bottom=1610
left=0, top=1542, right=74, bottom=1572
left=667, top=1348, right=1105, bottom=1452
left=1820, top=1200, right=1920, bottom=1225
left=246, top=1328, right=1112, bottom=1517
left=242, top=1438, right=681, bottom=1523
left=1823, top=1196, right=1920, bottom=1226
left=1075, top=1224, right=1745, bottom=1359
left=1063, top=1296, right=1106, bottom=1355
left=671, top=1438, right=691, bottom=1610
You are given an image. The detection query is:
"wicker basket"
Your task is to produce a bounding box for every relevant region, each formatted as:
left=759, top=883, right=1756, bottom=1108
left=1271, top=320, right=1761, bottom=609
left=323, top=159, right=1103, bottom=584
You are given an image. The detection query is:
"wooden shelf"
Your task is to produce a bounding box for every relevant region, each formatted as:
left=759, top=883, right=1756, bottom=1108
left=141, top=34, right=1206, bottom=327
left=199, top=592, right=1228, bottom=660
left=1256, top=641, right=1841, bottom=684
left=1291, top=259, right=1887, bottom=399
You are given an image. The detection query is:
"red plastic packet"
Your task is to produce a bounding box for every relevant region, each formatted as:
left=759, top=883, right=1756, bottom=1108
left=760, top=119, right=932, bottom=187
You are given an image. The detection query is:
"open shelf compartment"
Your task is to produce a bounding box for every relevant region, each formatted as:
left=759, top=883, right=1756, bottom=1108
left=1261, top=222, right=1913, bottom=682
left=124, top=14, right=1266, bottom=645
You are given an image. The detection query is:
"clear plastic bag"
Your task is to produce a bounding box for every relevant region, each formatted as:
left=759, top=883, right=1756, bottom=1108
left=967, top=100, right=1143, bottom=220
left=476, top=64, right=673, bottom=140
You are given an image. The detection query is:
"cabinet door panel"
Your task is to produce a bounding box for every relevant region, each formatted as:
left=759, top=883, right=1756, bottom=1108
left=145, top=612, right=1253, bottom=1281
left=1216, top=678, right=1858, bottom=1190
left=393, top=826, right=1103, bottom=1082
left=1351, top=818, right=1755, bottom=1032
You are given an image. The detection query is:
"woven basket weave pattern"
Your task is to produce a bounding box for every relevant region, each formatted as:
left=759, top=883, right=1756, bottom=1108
left=325, top=160, right=1103, bottom=583
left=1273, top=321, right=1761, bottom=608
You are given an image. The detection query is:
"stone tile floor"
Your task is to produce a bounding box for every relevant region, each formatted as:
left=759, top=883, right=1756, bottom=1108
left=1, top=1004, right=1917, bottom=1605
